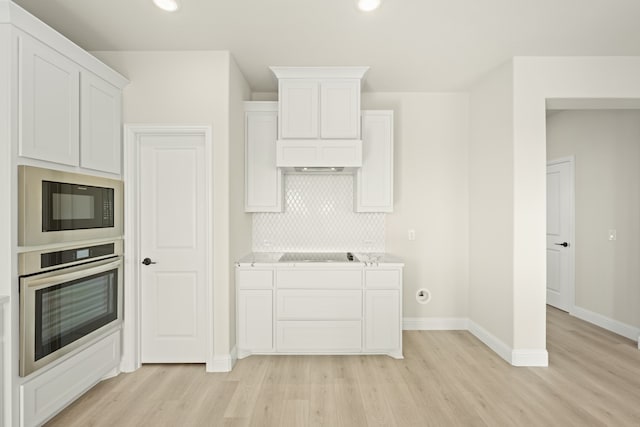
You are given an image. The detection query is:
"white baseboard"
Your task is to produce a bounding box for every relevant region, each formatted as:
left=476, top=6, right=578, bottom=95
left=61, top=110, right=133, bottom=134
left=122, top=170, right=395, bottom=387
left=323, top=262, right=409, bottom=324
left=571, top=306, right=640, bottom=342
left=403, top=317, right=468, bottom=330
left=208, top=346, right=237, bottom=372
left=511, top=349, right=548, bottom=367
left=467, top=320, right=513, bottom=364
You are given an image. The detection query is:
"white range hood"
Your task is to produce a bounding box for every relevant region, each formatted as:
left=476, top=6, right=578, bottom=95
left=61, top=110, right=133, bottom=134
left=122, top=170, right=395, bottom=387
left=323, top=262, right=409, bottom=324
left=276, top=139, right=362, bottom=172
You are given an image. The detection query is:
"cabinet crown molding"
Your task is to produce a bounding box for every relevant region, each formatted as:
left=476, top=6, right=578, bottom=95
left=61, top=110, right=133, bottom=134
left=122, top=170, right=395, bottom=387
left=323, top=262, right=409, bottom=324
left=270, top=66, right=370, bottom=81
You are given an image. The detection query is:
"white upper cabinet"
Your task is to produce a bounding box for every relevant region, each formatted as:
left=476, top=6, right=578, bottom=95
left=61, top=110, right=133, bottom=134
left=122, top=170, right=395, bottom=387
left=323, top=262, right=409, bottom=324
left=13, top=19, right=128, bottom=175
left=320, top=79, right=360, bottom=139
left=279, top=80, right=319, bottom=139
left=356, top=110, right=394, bottom=212
left=80, top=71, right=122, bottom=174
left=245, top=102, right=282, bottom=212
left=19, top=33, right=80, bottom=167
left=271, top=67, right=368, bottom=140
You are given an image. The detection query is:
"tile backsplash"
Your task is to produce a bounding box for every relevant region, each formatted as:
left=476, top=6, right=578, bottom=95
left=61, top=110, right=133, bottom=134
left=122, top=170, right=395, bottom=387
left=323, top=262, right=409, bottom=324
left=253, top=174, right=385, bottom=252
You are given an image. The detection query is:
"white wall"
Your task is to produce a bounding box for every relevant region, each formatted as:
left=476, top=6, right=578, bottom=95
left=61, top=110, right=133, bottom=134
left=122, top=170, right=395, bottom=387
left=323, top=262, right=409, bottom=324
left=547, top=109, right=640, bottom=329
left=468, top=61, right=515, bottom=349
left=92, top=50, right=243, bottom=362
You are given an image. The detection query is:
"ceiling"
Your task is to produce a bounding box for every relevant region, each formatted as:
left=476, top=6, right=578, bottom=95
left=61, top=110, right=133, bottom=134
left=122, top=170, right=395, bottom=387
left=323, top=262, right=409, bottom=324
left=11, top=0, right=640, bottom=92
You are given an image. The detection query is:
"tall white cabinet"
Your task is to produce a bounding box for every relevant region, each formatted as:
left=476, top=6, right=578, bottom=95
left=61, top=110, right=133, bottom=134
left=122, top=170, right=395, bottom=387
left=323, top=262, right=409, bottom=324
left=356, top=110, right=394, bottom=212
left=1, top=3, right=128, bottom=426
left=244, top=102, right=282, bottom=212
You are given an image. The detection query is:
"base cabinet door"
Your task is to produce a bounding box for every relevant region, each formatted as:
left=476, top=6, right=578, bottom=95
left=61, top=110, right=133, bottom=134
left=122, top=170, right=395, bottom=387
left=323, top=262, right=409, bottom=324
left=238, top=290, right=273, bottom=352
left=364, top=290, right=400, bottom=351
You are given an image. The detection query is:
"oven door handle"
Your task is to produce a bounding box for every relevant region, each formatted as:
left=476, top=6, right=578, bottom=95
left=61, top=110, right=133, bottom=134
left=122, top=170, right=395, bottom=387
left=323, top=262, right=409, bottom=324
left=23, top=258, right=123, bottom=290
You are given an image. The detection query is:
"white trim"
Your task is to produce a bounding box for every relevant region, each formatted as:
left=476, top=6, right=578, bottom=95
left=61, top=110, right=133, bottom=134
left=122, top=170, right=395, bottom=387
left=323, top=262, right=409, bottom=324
left=209, top=346, right=237, bottom=373
left=467, top=320, right=513, bottom=365
left=511, top=349, right=549, bottom=367
left=269, top=66, right=370, bottom=80
left=402, top=317, right=468, bottom=330
left=546, top=156, right=576, bottom=313
left=243, top=101, right=277, bottom=112
left=570, top=305, right=640, bottom=342
left=121, top=125, right=214, bottom=372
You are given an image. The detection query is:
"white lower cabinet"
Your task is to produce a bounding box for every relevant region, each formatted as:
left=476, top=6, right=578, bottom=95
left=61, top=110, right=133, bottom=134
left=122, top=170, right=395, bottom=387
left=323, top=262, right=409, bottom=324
left=21, top=330, right=120, bottom=427
left=238, top=290, right=273, bottom=352
left=236, top=264, right=403, bottom=358
left=365, top=290, right=400, bottom=351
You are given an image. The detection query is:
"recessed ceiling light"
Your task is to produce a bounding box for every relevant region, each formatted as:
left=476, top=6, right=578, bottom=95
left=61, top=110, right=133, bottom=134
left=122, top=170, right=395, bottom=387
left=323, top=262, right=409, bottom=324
left=357, top=0, right=383, bottom=12
left=153, top=0, right=180, bottom=12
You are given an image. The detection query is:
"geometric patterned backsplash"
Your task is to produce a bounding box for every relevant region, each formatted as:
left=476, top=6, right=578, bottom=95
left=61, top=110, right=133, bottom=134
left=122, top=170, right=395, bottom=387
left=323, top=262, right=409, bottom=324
left=252, top=174, right=385, bottom=252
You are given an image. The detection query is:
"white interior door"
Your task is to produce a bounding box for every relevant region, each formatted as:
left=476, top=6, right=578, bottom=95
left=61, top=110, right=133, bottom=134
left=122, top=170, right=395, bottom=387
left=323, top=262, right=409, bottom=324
left=546, top=158, right=574, bottom=311
left=140, top=133, right=208, bottom=363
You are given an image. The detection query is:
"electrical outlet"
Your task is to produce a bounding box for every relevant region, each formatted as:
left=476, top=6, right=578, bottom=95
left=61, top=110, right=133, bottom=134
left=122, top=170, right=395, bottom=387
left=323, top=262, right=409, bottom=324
left=608, top=229, right=617, bottom=241
left=408, top=229, right=416, bottom=241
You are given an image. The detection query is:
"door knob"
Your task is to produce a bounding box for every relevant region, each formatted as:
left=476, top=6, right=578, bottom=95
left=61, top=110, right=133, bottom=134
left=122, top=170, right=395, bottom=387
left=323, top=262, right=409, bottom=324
left=142, top=257, right=157, bottom=265
left=554, top=242, right=569, bottom=247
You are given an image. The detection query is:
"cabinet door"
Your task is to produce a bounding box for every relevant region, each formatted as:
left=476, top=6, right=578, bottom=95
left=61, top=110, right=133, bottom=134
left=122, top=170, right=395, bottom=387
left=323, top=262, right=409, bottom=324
left=279, top=80, right=318, bottom=139
left=365, top=290, right=400, bottom=351
left=245, top=110, right=282, bottom=211
left=19, top=33, right=80, bottom=166
left=80, top=71, right=122, bottom=174
left=320, top=79, right=360, bottom=139
left=356, top=111, right=394, bottom=212
left=238, top=290, right=273, bottom=352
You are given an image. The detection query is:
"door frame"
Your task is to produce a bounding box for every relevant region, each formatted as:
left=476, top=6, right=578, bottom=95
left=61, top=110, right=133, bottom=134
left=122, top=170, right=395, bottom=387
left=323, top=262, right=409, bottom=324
left=546, top=156, right=576, bottom=313
left=121, top=125, right=214, bottom=372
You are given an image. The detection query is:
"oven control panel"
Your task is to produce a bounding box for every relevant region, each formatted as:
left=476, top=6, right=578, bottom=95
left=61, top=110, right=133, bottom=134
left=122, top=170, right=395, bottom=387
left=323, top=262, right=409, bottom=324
left=41, top=243, right=116, bottom=268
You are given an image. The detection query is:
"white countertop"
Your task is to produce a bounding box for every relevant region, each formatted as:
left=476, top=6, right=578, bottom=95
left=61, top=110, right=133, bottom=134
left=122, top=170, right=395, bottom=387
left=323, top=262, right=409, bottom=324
left=236, top=252, right=404, bottom=266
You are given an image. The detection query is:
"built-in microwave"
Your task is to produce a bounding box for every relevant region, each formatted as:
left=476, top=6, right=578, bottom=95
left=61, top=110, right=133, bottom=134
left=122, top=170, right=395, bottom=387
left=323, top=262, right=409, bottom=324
left=19, top=166, right=123, bottom=246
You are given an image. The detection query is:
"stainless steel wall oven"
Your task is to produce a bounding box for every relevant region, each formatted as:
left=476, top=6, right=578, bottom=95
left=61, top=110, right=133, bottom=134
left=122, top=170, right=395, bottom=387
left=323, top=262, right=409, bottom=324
left=19, top=241, right=123, bottom=377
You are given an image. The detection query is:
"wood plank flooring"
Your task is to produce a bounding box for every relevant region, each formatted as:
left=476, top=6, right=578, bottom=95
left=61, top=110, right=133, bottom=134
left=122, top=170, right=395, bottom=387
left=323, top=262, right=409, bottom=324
left=46, top=307, right=640, bottom=426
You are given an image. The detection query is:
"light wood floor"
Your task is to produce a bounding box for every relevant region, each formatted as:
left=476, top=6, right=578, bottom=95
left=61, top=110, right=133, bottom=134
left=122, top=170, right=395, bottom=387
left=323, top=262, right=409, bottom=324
left=46, top=307, right=640, bottom=426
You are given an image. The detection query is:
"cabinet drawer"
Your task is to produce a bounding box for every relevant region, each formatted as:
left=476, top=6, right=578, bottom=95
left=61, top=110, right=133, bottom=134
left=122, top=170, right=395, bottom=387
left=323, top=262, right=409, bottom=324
left=277, top=290, right=361, bottom=320
left=277, top=269, right=362, bottom=289
left=365, top=269, right=401, bottom=289
left=236, top=269, right=273, bottom=289
left=277, top=321, right=361, bottom=352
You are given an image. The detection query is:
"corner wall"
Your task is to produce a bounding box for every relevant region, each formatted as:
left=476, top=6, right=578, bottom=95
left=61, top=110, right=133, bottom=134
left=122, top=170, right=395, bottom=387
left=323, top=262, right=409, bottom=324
left=468, top=61, right=515, bottom=356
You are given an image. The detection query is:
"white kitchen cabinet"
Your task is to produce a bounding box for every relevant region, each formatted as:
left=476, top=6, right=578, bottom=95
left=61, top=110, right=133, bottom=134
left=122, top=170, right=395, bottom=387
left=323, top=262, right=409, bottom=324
left=278, top=80, right=319, bottom=139
left=236, top=261, right=403, bottom=358
left=18, top=32, right=80, bottom=167
left=80, top=71, right=122, bottom=174
left=236, top=268, right=274, bottom=356
left=365, top=290, right=400, bottom=351
left=320, top=79, right=360, bottom=139
left=238, top=290, right=274, bottom=353
left=278, top=79, right=360, bottom=140
left=356, top=110, right=394, bottom=212
left=271, top=67, right=368, bottom=140
left=245, top=102, right=282, bottom=212
left=364, top=267, right=402, bottom=355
